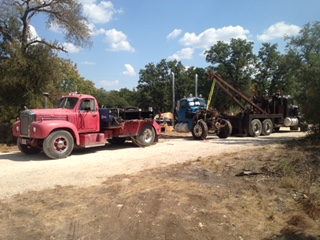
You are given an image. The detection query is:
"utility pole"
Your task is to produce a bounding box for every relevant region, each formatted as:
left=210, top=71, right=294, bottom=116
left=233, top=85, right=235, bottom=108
left=195, top=74, right=198, bottom=97
left=172, top=72, right=175, bottom=126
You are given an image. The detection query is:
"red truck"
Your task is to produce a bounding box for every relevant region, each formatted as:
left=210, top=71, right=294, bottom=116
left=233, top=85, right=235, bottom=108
left=12, top=93, right=161, bottom=159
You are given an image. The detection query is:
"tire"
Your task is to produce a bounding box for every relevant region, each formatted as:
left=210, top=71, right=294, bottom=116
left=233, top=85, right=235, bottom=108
left=17, top=137, right=42, bottom=155
left=261, top=119, right=273, bottom=136
left=107, top=137, right=126, bottom=145
left=218, top=119, right=232, bottom=139
left=43, top=130, right=74, bottom=159
left=248, top=119, right=262, bottom=137
left=192, top=120, right=208, bottom=140
left=135, top=125, right=155, bottom=147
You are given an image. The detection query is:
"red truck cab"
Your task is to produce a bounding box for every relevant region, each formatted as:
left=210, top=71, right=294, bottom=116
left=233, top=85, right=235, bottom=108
left=13, top=93, right=161, bottom=159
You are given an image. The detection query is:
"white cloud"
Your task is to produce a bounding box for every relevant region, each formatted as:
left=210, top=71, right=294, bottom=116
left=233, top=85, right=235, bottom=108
left=104, top=29, right=135, bottom=52
left=81, top=1, right=122, bottom=25
left=99, top=80, right=120, bottom=87
left=168, top=47, right=194, bottom=61
left=27, top=25, right=41, bottom=42
left=81, top=61, right=96, bottom=65
left=179, top=26, right=250, bottom=49
left=257, top=22, right=301, bottom=42
left=63, top=42, right=82, bottom=53
left=93, top=27, right=106, bottom=36
left=167, top=29, right=182, bottom=40
left=122, top=64, right=136, bottom=76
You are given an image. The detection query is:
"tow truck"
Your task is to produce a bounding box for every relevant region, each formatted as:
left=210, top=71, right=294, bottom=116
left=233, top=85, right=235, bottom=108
left=207, top=73, right=306, bottom=137
left=12, top=93, right=161, bottom=159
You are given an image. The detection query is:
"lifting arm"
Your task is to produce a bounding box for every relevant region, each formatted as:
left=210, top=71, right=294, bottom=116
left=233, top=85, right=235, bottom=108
left=207, top=73, right=267, bottom=114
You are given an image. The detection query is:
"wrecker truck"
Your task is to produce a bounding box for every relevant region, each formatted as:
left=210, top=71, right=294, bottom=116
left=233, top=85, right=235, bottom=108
left=174, top=95, right=232, bottom=140
left=207, top=73, right=306, bottom=137
left=12, top=93, right=161, bottom=159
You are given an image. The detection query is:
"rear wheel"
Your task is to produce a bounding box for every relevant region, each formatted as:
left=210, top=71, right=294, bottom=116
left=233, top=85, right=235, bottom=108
left=135, top=125, right=155, bottom=147
left=261, top=119, right=273, bottom=136
left=43, top=130, right=74, bottom=159
left=248, top=119, right=262, bottom=137
left=192, top=120, right=208, bottom=140
left=218, top=119, right=232, bottom=138
left=17, top=137, right=42, bottom=155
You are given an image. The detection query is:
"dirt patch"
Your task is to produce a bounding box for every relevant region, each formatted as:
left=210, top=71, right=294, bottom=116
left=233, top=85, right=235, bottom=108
left=0, top=138, right=319, bottom=240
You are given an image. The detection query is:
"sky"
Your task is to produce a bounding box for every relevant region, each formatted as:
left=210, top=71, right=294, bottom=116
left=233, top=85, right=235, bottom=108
left=30, top=0, right=320, bottom=91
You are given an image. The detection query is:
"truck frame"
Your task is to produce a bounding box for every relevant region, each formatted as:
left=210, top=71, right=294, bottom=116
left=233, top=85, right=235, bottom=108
left=207, top=73, right=305, bottom=137
left=12, top=93, right=161, bottom=159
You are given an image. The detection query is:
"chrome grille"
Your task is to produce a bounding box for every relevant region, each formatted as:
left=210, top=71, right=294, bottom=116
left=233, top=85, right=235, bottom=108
left=20, top=111, right=36, bottom=137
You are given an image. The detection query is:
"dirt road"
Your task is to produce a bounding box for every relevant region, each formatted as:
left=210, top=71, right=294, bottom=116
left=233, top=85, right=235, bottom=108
left=1, top=129, right=320, bottom=240
left=0, top=129, right=305, bottom=199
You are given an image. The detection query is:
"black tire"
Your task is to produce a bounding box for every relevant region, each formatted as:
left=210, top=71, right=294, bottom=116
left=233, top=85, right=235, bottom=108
left=43, top=130, right=74, bottom=159
left=192, top=120, right=208, bottom=140
left=218, top=119, right=232, bottom=139
left=135, top=125, right=155, bottom=147
left=261, top=119, right=273, bottom=136
left=107, top=137, right=126, bottom=145
left=248, top=119, right=262, bottom=137
left=17, top=137, right=42, bottom=155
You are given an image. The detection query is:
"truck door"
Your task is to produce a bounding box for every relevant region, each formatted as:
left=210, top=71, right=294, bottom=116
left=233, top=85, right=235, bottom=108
left=78, top=99, right=99, bottom=132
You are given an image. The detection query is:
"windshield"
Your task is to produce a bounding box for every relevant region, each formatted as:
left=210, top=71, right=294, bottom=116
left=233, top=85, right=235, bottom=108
left=57, top=97, right=78, bottom=109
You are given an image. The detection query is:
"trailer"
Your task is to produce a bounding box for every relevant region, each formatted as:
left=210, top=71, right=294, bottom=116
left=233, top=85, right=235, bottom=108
left=12, top=93, right=161, bottom=159
left=207, top=73, right=306, bottom=137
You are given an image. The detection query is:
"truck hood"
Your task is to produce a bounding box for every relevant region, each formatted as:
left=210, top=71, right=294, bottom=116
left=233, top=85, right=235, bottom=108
left=22, top=108, right=74, bottom=121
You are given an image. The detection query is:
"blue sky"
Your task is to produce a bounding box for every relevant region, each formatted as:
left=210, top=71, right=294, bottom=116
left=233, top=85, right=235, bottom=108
left=30, top=0, right=320, bottom=91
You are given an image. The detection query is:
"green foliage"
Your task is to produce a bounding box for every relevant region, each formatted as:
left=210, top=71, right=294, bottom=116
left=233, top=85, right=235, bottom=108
left=285, top=21, right=320, bottom=130
left=255, top=43, right=283, bottom=95
left=136, top=59, right=209, bottom=113
left=205, top=38, right=256, bottom=112
left=95, top=88, right=138, bottom=109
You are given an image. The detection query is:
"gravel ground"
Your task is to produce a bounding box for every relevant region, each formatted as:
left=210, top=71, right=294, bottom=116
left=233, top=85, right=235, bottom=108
left=0, top=129, right=306, bottom=199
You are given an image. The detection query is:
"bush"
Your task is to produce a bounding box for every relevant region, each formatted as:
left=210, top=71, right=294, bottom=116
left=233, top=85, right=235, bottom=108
left=0, top=122, right=16, bottom=145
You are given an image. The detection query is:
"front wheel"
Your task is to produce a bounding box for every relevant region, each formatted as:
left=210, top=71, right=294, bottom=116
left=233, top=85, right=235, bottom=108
left=17, top=137, right=42, bottom=155
left=192, top=120, right=208, bottom=140
left=43, top=130, right=74, bottom=159
left=135, top=125, right=155, bottom=147
left=218, top=119, right=232, bottom=138
left=248, top=119, right=262, bottom=137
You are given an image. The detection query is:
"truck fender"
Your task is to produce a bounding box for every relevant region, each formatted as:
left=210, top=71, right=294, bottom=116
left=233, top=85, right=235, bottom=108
left=30, top=121, right=80, bottom=145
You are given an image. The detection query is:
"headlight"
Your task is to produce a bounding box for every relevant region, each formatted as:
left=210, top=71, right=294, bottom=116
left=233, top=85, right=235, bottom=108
left=33, top=127, right=37, bottom=133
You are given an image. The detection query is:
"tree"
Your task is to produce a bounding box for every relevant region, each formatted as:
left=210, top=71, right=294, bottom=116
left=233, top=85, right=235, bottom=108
left=205, top=38, right=256, bottom=112
left=255, top=43, right=281, bottom=94
left=285, top=21, right=320, bottom=136
left=59, top=60, right=97, bottom=96
left=0, top=0, right=92, bottom=53
left=0, top=0, right=92, bottom=125
left=137, top=59, right=205, bottom=113
left=137, top=59, right=175, bottom=113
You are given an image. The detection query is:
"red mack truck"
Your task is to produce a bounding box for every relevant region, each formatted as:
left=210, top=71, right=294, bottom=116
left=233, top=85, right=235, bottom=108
left=12, top=93, right=161, bottom=159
